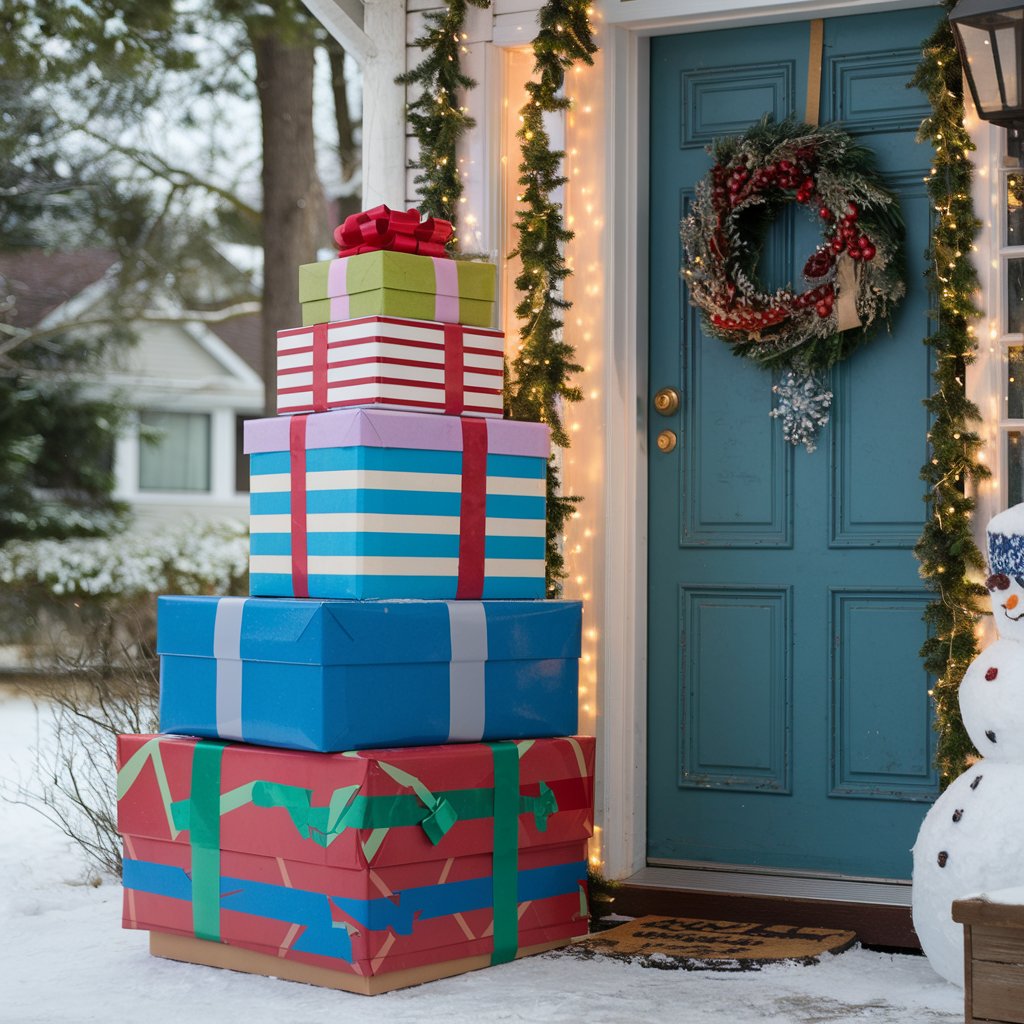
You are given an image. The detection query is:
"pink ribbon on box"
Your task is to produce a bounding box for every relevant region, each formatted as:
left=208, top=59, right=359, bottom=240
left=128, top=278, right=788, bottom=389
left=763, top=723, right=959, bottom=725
left=334, top=205, right=453, bottom=258
left=456, top=418, right=488, bottom=599
left=326, top=255, right=462, bottom=325
left=432, top=257, right=460, bottom=323
left=289, top=415, right=310, bottom=598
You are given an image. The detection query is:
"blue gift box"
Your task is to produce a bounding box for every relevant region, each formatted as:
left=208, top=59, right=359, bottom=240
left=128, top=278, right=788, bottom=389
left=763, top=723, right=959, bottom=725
left=157, top=596, right=581, bottom=752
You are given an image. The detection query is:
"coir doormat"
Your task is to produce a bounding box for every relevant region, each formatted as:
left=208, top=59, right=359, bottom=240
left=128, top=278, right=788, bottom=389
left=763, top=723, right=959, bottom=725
left=562, top=916, right=857, bottom=972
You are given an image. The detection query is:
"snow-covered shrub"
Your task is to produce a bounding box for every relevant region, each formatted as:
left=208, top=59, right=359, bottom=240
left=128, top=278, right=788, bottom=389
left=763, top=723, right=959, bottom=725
left=0, top=518, right=249, bottom=598
left=0, top=520, right=249, bottom=877
left=0, top=518, right=248, bottom=670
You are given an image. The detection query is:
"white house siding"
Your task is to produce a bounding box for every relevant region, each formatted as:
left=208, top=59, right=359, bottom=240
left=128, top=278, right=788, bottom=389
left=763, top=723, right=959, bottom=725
left=112, top=323, right=228, bottom=380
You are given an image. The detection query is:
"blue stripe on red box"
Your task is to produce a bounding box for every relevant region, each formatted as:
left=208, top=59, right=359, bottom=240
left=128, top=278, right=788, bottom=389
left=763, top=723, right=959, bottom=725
left=124, top=857, right=586, bottom=961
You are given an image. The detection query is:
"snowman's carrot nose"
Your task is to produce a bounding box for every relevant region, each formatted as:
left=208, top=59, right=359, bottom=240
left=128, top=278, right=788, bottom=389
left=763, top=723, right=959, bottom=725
left=1007, top=594, right=1019, bottom=610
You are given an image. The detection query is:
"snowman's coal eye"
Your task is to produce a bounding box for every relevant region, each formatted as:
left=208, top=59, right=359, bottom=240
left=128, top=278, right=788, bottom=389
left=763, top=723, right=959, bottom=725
left=987, top=573, right=1012, bottom=591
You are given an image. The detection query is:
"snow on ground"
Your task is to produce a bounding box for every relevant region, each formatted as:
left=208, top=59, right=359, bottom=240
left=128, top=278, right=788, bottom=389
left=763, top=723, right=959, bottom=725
left=0, top=685, right=964, bottom=1024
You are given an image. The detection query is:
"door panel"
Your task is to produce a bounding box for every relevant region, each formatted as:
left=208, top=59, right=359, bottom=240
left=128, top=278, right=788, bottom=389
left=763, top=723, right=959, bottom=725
left=647, top=8, right=941, bottom=880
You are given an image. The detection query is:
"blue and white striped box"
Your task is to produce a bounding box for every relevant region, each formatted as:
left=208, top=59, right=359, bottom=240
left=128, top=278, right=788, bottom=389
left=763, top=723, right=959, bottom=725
left=243, top=408, right=549, bottom=600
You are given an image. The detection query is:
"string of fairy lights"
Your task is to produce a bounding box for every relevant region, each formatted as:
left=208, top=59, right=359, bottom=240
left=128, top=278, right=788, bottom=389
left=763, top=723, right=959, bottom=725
left=912, top=2, right=990, bottom=784
left=400, top=0, right=597, bottom=595
left=504, top=0, right=597, bottom=594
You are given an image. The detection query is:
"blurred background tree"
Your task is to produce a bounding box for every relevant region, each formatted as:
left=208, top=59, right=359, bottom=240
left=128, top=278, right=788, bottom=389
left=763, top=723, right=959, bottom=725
left=0, top=0, right=362, bottom=544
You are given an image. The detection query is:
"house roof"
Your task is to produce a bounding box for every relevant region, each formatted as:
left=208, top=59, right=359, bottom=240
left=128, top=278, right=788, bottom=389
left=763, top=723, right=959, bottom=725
left=0, top=247, right=265, bottom=379
left=208, top=314, right=263, bottom=376
left=0, top=248, right=118, bottom=328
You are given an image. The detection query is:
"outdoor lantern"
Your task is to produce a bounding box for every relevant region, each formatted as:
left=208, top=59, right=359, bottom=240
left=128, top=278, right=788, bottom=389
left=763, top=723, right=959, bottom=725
left=950, top=0, right=1024, bottom=129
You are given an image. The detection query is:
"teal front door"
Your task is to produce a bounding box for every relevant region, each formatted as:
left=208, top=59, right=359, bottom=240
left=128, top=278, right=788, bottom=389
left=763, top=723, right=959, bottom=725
left=647, top=8, right=941, bottom=881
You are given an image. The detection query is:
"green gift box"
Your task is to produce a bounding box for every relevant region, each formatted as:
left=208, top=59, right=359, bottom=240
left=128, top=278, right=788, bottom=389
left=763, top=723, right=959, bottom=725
left=299, top=250, right=496, bottom=328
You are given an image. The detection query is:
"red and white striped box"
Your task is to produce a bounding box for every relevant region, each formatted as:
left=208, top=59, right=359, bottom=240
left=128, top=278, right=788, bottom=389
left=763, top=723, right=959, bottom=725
left=276, top=315, right=505, bottom=417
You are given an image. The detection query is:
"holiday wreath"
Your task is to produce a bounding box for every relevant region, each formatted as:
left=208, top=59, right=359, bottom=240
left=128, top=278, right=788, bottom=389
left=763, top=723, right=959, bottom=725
left=682, top=116, right=905, bottom=451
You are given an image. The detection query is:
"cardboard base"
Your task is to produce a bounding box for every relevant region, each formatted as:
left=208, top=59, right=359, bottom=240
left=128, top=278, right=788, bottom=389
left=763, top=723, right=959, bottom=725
left=150, top=931, right=571, bottom=995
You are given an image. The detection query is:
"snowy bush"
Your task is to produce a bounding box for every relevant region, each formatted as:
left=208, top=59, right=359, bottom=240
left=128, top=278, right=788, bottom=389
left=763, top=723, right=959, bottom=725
left=0, top=518, right=249, bottom=598
left=0, top=519, right=249, bottom=671
left=0, top=521, right=249, bottom=875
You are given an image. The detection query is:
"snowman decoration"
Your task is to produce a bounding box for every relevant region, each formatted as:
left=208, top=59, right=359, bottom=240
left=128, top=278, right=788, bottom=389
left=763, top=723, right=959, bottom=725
left=912, top=503, right=1024, bottom=985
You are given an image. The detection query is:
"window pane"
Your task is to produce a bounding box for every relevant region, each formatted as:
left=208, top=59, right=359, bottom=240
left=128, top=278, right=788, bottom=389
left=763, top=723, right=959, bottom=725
left=1009, top=175, right=1024, bottom=246
left=1011, top=431, right=1024, bottom=507
left=139, top=411, right=211, bottom=492
left=960, top=24, right=1004, bottom=112
left=996, top=22, right=1022, bottom=109
left=1009, top=348, right=1024, bottom=419
left=1010, top=258, right=1024, bottom=333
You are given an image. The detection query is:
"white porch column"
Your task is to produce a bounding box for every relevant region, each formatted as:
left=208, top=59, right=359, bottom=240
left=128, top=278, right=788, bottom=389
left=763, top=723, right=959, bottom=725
left=362, top=0, right=409, bottom=207
left=303, top=0, right=407, bottom=208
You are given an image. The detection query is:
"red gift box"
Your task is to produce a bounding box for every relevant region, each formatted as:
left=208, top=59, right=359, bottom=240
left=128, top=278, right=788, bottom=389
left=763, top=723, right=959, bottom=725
left=117, top=734, right=594, bottom=991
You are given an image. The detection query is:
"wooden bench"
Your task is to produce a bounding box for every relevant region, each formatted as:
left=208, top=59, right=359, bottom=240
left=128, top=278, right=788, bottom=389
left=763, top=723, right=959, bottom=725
left=953, top=893, right=1024, bottom=1024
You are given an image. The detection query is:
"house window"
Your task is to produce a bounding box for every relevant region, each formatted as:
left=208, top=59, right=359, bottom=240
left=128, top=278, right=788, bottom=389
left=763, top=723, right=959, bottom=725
left=138, top=411, right=211, bottom=492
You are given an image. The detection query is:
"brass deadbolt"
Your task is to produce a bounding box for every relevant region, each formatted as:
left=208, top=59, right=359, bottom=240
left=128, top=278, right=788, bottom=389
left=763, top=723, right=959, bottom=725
left=654, top=387, right=680, bottom=415
left=657, top=429, right=677, bottom=453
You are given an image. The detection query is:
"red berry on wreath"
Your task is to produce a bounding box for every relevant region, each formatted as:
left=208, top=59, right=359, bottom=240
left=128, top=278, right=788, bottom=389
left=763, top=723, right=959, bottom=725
left=803, top=249, right=833, bottom=279
left=862, top=244, right=876, bottom=260
left=819, top=206, right=832, bottom=220
left=816, top=302, right=830, bottom=317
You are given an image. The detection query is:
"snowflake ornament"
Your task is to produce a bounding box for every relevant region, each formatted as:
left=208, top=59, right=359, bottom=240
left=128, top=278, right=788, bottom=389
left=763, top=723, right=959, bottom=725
left=769, top=370, right=833, bottom=453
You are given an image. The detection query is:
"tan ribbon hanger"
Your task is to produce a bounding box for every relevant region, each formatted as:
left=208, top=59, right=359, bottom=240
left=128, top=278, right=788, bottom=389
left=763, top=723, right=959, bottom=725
left=805, top=18, right=861, bottom=333
left=805, top=19, right=824, bottom=126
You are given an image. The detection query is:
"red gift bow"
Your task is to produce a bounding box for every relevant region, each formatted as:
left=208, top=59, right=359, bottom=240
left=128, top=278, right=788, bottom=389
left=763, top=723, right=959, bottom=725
left=334, top=205, right=453, bottom=259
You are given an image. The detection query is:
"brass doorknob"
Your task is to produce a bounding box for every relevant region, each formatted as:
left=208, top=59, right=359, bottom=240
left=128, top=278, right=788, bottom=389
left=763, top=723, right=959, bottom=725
left=654, top=387, right=680, bottom=415
left=657, top=429, right=677, bottom=453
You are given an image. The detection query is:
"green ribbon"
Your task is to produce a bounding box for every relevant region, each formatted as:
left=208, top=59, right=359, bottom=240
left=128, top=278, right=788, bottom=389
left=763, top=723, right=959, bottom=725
left=489, top=741, right=520, bottom=966
left=163, top=774, right=557, bottom=850
left=188, top=741, right=225, bottom=942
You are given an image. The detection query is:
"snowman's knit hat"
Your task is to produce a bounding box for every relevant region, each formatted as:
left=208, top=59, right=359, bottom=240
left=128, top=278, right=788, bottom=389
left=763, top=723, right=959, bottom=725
left=988, top=503, right=1024, bottom=575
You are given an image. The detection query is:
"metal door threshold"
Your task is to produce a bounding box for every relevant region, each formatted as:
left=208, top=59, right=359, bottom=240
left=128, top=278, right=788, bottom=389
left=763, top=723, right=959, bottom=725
left=626, top=864, right=912, bottom=907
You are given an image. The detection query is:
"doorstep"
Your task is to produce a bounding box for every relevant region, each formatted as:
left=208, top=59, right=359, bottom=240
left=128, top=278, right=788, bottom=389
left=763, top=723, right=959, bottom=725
left=611, top=865, right=918, bottom=950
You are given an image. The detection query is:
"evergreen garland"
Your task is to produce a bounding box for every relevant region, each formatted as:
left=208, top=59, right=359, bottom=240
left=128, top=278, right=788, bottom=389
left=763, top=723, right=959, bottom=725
left=505, top=0, right=597, bottom=594
left=911, top=4, right=990, bottom=784
left=396, top=0, right=490, bottom=246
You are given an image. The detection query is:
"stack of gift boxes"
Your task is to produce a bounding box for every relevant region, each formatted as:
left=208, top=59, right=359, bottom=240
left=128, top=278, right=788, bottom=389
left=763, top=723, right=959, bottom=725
left=115, top=206, right=595, bottom=995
